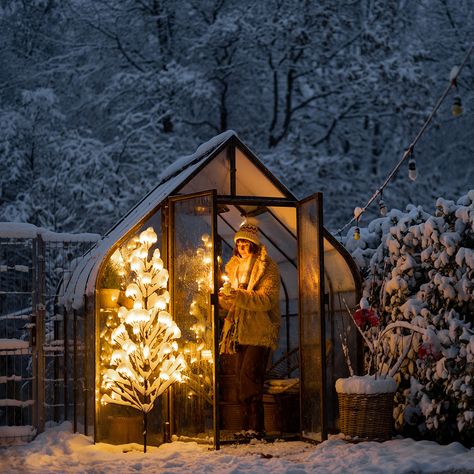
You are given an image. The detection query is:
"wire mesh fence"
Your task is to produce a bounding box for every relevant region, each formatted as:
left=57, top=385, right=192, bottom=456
left=0, top=227, right=98, bottom=445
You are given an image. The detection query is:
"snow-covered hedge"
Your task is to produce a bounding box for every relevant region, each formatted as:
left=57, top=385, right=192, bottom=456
left=345, top=190, right=474, bottom=446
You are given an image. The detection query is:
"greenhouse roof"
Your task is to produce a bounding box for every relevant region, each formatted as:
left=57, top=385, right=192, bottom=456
left=63, top=131, right=359, bottom=310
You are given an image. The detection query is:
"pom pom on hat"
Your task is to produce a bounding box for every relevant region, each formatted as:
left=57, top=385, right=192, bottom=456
left=234, top=217, right=260, bottom=246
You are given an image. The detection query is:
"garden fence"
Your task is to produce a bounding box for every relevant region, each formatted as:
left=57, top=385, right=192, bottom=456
left=0, top=226, right=98, bottom=445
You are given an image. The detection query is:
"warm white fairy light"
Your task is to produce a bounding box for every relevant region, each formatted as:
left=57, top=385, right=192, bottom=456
left=132, top=300, right=143, bottom=310
left=153, top=295, right=167, bottom=310
left=130, top=256, right=144, bottom=273
left=189, top=301, right=200, bottom=316
left=220, top=274, right=232, bottom=296
left=110, top=349, right=126, bottom=365
left=122, top=340, right=136, bottom=354
left=111, top=324, right=127, bottom=343
left=117, top=306, right=128, bottom=321
left=125, top=283, right=140, bottom=299
left=195, top=341, right=204, bottom=351
left=158, top=311, right=172, bottom=327
left=141, top=273, right=152, bottom=285
left=201, top=350, right=213, bottom=361
left=172, top=325, right=181, bottom=338
left=153, top=257, right=164, bottom=271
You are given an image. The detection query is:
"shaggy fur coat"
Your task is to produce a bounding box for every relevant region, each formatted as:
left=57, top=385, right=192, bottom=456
left=224, top=245, right=280, bottom=350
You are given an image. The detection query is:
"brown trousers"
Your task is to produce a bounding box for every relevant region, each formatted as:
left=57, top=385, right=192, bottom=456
left=236, top=345, right=270, bottom=432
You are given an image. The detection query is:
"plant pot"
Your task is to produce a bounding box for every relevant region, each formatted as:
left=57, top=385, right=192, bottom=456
left=118, top=291, right=134, bottom=309
left=220, top=402, right=243, bottom=430
left=336, top=375, right=396, bottom=441
left=99, top=288, right=120, bottom=308
left=263, top=391, right=300, bottom=434
left=107, top=415, right=142, bottom=444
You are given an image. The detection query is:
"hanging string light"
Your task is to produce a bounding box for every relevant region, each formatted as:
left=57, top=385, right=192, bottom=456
left=353, top=207, right=362, bottom=240
left=408, top=151, right=417, bottom=181
left=450, top=65, right=463, bottom=117
left=334, top=42, right=474, bottom=239
left=353, top=225, right=360, bottom=241
left=452, top=96, right=463, bottom=117
left=378, top=193, right=388, bottom=216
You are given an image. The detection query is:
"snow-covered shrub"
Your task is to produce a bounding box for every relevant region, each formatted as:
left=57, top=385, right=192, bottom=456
left=340, top=303, right=427, bottom=382
left=345, top=190, right=474, bottom=446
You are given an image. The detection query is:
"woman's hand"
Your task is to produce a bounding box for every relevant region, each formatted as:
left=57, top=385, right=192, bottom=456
left=219, top=290, right=236, bottom=310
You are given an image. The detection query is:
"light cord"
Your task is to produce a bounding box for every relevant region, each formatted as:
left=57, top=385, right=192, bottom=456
left=335, top=42, right=474, bottom=237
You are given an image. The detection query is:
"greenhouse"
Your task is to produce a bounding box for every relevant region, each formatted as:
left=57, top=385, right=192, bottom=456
left=9, top=131, right=361, bottom=449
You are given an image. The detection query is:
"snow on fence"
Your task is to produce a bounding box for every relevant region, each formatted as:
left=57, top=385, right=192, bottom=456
left=0, top=222, right=100, bottom=445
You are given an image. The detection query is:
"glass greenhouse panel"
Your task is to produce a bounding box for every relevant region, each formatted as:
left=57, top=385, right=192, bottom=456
left=235, top=148, right=286, bottom=198
left=298, top=194, right=326, bottom=442
left=180, top=148, right=230, bottom=196
left=169, top=192, right=216, bottom=443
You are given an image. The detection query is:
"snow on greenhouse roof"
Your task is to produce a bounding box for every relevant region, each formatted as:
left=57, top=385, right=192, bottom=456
left=159, top=130, right=237, bottom=183
left=63, top=130, right=237, bottom=309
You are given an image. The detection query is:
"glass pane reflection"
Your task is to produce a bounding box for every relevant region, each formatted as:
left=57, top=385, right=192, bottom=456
left=171, top=194, right=215, bottom=441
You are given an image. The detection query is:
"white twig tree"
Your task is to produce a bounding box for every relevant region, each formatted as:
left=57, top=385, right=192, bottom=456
left=100, top=226, right=185, bottom=452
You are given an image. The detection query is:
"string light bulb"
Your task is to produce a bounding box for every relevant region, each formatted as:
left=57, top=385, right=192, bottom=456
left=354, top=226, right=360, bottom=240
left=452, top=96, right=462, bottom=117
left=408, top=153, right=417, bottom=181
left=378, top=196, right=387, bottom=216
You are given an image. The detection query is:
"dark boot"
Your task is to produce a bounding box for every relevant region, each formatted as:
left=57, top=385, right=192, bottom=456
left=234, top=401, right=251, bottom=440
left=241, top=400, right=250, bottom=431
left=249, top=397, right=265, bottom=437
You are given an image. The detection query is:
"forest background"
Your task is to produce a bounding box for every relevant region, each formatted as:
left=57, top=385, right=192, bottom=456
left=0, top=0, right=472, bottom=235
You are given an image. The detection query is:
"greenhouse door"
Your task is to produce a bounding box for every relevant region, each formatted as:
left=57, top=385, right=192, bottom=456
left=297, top=193, right=327, bottom=442
left=168, top=190, right=219, bottom=448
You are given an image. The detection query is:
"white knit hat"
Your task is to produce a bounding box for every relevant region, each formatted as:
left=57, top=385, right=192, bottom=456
left=234, top=218, right=260, bottom=246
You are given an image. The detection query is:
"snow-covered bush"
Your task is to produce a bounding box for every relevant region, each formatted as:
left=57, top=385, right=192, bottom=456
left=340, top=303, right=426, bottom=382
left=345, top=190, right=474, bottom=446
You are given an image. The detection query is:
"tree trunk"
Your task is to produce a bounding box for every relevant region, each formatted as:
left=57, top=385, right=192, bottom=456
left=143, top=410, right=147, bottom=453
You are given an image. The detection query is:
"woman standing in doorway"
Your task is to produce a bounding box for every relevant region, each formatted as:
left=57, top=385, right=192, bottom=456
left=219, top=219, right=280, bottom=439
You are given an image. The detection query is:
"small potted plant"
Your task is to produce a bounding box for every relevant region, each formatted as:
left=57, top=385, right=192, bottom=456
left=99, top=260, right=122, bottom=308
left=337, top=299, right=427, bottom=441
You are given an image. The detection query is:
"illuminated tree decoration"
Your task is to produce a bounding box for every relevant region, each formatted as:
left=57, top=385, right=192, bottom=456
left=100, top=226, right=185, bottom=452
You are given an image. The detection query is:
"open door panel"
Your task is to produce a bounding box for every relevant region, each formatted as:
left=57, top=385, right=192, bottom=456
left=297, top=193, right=327, bottom=442
left=168, top=190, right=220, bottom=448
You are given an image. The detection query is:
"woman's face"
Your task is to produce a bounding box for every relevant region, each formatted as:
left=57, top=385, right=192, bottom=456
left=236, top=239, right=251, bottom=258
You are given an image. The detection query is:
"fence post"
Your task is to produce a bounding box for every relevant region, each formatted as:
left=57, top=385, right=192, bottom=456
left=73, top=308, right=78, bottom=433
left=32, top=235, right=46, bottom=434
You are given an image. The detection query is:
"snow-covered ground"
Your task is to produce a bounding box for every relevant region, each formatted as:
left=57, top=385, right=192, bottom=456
left=1, top=423, right=473, bottom=474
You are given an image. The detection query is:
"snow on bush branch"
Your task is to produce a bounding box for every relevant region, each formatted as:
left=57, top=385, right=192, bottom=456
left=341, top=300, right=426, bottom=381
left=345, top=190, right=474, bottom=446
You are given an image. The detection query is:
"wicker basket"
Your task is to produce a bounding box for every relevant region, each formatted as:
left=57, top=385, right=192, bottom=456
left=337, top=391, right=395, bottom=441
